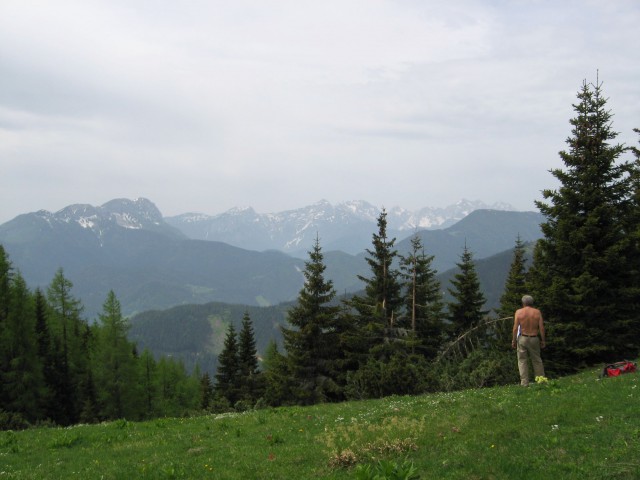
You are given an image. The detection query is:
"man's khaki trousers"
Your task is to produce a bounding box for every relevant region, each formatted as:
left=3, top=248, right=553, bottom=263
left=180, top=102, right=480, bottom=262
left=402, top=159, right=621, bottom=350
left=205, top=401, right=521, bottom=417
left=517, top=336, right=545, bottom=386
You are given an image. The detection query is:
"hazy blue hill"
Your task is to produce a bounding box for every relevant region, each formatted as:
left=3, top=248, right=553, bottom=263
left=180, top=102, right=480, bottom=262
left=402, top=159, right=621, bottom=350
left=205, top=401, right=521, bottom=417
left=398, top=209, right=544, bottom=273
left=0, top=204, right=310, bottom=318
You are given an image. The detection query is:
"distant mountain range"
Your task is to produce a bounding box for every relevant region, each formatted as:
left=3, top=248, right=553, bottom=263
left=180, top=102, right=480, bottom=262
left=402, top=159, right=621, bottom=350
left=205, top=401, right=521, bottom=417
left=0, top=198, right=544, bottom=319
left=165, top=199, right=516, bottom=256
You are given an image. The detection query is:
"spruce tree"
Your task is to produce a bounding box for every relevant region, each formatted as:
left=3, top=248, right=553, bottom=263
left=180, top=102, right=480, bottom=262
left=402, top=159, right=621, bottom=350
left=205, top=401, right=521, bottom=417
left=214, top=324, right=240, bottom=405
left=447, top=244, right=487, bottom=338
left=281, top=236, right=343, bottom=404
left=627, top=129, right=640, bottom=345
left=399, top=234, right=445, bottom=360
left=497, top=236, right=528, bottom=319
left=237, top=311, right=261, bottom=403
left=529, top=79, right=638, bottom=371
left=348, top=209, right=402, bottom=359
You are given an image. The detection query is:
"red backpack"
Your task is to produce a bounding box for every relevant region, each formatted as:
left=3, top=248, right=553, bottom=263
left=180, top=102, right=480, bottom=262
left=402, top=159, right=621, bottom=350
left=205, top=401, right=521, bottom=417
left=602, top=360, right=637, bottom=377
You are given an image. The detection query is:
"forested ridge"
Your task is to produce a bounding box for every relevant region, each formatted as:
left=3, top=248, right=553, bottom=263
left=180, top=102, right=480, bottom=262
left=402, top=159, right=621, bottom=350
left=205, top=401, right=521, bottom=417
left=1, top=79, right=638, bottom=427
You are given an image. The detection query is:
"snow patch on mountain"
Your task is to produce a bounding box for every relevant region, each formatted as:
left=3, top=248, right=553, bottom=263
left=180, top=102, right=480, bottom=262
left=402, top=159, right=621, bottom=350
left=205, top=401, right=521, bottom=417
left=165, top=199, right=516, bottom=255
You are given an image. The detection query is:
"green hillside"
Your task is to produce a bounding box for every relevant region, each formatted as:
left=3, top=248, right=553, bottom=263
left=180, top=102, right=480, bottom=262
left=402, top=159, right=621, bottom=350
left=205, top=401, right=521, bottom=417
left=129, top=302, right=291, bottom=374
left=2, top=367, right=637, bottom=479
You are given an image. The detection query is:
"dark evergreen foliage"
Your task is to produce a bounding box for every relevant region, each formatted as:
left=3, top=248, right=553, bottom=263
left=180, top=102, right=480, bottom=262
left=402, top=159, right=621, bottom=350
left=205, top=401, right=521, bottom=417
left=447, top=244, right=488, bottom=338
left=348, top=209, right=403, bottom=360
left=281, top=237, right=344, bottom=404
left=46, top=269, right=86, bottom=424
left=399, top=234, right=445, bottom=360
left=261, top=340, right=295, bottom=407
left=199, top=372, right=215, bottom=410
left=214, top=324, right=240, bottom=405
left=3, top=273, right=43, bottom=421
left=95, top=291, right=140, bottom=420
left=0, top=248, right=202, bottom=427
left=529, top=79, right=639, bottom=372
left=497, top=236, right=528, bottom=319
left=237, top=312, right=263, bottom=403
left=137, top=349, right=160, bottom=419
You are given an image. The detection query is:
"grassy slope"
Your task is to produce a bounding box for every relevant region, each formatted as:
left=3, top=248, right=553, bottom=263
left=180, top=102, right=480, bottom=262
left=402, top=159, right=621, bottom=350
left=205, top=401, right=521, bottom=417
left=1, top=366, right=638, bottom=479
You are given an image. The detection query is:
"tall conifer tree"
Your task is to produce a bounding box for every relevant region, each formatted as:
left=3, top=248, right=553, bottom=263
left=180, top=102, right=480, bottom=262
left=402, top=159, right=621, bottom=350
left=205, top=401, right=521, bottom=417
left=214, top=324, right=240, bottom=405
left=399, top=234, right=444, bottom=359
left=237, top=311, right=262, bottom=402
left=95, top=291, right=139, bottom=420
left=47, top=269, right=87, bottom=424
left=529, top=79, right=638, bottom=371
left=281, top=237, right=342, bottom=404
left=447, top=244, right=487, bottom=338
left=497, top=236, right=528, bottom=319
left=348, top=209, right=402, bottom=359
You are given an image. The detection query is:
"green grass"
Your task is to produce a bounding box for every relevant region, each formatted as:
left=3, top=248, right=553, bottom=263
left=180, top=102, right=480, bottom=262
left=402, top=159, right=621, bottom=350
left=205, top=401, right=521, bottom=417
left=1, top=367, right=638, bottom=479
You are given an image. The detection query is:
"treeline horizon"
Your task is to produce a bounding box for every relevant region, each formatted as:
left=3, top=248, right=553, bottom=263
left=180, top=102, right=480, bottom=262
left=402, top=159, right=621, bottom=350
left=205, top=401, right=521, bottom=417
left=1, top=78, right=639, bottom=427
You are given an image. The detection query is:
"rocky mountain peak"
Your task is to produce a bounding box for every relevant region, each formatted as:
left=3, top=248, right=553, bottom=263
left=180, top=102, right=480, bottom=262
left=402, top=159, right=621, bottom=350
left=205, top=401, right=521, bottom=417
left=164, top=199, right=517, bottom=255
left=102, top=198, right=163, bottom=226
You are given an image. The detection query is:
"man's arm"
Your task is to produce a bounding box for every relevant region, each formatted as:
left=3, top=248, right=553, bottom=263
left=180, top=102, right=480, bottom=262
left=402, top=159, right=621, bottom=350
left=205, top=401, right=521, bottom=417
left=511, top=313, right=519, bottom=348
left=538, top=312, right=546, bottom=348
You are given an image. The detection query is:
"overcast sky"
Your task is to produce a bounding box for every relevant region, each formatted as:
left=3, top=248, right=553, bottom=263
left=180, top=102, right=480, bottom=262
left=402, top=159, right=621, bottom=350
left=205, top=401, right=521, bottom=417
left=1, top=1, right=639, bottom=223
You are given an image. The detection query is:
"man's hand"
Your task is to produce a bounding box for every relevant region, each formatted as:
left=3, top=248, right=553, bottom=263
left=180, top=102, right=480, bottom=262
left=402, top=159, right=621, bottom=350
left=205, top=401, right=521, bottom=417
left=511, top=340, right=516, bottom=349
left=541, top=340, right=546, bottom=349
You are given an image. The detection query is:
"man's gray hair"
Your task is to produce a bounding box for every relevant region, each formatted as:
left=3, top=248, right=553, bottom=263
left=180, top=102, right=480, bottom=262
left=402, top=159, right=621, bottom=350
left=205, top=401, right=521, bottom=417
left=522, top=295, right=534, bottom=306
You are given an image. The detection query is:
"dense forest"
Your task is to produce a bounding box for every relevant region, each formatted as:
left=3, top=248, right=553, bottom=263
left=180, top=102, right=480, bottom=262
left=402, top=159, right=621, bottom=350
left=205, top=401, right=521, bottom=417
left=1, top=79, right=639, bottom=427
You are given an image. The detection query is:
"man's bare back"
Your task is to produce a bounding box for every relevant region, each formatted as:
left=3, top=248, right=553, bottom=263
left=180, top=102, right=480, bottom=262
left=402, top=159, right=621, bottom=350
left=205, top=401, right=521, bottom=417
left=512, top=306, right=546, bottom=348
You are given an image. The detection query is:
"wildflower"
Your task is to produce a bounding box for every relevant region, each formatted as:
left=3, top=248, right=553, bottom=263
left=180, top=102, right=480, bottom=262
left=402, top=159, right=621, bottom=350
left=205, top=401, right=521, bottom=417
left=535, top=376, right=549, bottom=384
left=596, top=416, right=604, bottom=423
left=551, top=425, right=559, bottom=431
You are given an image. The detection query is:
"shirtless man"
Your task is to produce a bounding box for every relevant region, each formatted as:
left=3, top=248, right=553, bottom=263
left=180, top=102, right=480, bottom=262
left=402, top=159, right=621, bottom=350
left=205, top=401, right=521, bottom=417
left=512, top=295, right=546, bottom=387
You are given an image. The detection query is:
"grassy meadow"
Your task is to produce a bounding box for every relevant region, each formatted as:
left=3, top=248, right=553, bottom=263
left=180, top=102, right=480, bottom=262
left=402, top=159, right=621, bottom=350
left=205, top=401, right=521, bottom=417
left=1, top=366, right=638, bottom=479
